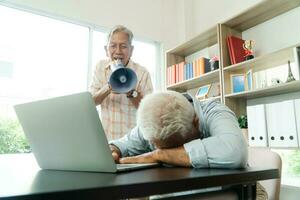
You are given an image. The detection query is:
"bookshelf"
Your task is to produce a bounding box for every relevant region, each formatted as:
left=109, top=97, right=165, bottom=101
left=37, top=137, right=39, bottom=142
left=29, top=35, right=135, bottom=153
left=167, top=69, right=219, bottom=92
left=166, top=25, right=222, bottom=101
left=165, top=0, right=300, bottom=117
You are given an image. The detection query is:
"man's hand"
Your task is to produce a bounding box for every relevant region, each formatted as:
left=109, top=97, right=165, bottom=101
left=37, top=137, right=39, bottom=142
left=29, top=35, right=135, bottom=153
left=126, top=90, right=143, bottom=108
left=93, top=83, right=112, bottom=105
left=120, top=151, right=158, bottom=164
left=120, top=146, right=191, bottom=167
left=109, top=145, right=121, bottom=163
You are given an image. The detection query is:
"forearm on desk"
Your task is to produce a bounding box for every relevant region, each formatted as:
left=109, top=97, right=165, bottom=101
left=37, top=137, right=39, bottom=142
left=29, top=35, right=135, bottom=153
left=119, top=146, right=191, bottom=167
left=154, top=146, right=191, bottom=167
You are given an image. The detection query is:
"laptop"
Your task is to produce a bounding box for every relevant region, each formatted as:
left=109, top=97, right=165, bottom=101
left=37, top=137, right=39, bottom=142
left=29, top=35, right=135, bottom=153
left=14, top=92, right=159, bottom=173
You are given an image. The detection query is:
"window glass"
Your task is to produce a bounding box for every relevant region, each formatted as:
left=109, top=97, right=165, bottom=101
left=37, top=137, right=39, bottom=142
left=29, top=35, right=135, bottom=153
left=0, top=6, right=159, bottom=154
left=272, top=149, right=300, bottom=187
left=0, top=5, right=89, bottom=154
left=91, top=31, right=107, bottom=70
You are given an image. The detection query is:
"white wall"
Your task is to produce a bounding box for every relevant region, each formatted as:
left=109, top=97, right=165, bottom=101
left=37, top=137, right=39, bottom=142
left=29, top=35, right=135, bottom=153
left=1, top=0, right=270, bottom=89
left=1, top=0, right=185, bottom=51
left=182, top=0, right=263, bottom=40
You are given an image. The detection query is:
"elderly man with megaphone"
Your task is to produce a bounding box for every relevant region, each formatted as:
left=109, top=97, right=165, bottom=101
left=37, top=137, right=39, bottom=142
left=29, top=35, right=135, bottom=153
left=90, top=25, right=153, bottom=141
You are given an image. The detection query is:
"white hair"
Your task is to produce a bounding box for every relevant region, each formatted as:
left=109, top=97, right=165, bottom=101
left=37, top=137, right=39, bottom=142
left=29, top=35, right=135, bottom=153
left=107, top=25, right=133, bottom=46
left=137, top=91, right=195, bottom=143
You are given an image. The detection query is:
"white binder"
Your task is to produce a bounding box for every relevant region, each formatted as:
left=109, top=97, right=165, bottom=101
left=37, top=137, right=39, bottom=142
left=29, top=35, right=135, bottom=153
left=294, top=99, right=300, bottom=147
left=266, top=100, right=298, bottom=148
left=247, top=104, right=268, bottom=147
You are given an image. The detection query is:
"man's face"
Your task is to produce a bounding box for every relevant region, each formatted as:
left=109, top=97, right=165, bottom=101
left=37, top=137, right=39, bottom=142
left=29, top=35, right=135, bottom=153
left=105, top=31, right=134, bottom=66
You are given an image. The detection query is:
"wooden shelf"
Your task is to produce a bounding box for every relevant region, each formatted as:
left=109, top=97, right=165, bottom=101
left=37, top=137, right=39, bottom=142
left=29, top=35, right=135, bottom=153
left=222, top=0, right=300, bottom=32
left=166, top=26, right=218, bottom=57
left=167, top=70, right=220, bottom=91
left=223, top=44, right=297, bottom=73
left=225, top=80, right=300, bottom=99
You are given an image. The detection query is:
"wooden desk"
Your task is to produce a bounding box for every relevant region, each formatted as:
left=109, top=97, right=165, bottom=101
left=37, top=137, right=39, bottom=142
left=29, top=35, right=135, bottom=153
left=0, top=154, right=279, bottom=200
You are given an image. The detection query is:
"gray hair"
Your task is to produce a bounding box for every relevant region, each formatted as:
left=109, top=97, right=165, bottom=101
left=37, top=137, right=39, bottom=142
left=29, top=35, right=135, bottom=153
left=137, top=91, right=195, bottom=146
left=107, top=25, right=134, bottom=46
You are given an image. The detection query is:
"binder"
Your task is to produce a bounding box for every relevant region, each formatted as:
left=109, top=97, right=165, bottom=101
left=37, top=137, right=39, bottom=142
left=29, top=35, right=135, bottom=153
left=265, top=100, right=298, bottom=148
left=294, top=99, right=300, bottom=147
left=247, top=104, right=268, bottom=147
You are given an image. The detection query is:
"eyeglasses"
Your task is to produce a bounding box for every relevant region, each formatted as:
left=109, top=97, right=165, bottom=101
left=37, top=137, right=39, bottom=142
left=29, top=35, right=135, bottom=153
left=108, top=43, right=130, bottom=50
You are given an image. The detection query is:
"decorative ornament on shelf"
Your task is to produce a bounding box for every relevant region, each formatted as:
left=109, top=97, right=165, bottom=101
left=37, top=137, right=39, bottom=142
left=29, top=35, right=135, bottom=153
left=286, top=60, right=296, bottom=83
left=243, top=40, right=255, bottom=61
left=238, top=115, right=248, bottom=145
left=209, top=56, right=219, bottom=71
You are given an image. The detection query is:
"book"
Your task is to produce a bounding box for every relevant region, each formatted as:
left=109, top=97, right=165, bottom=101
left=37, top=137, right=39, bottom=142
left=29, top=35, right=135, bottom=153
left=227, top=36, right=246, bottom=64
left=204, top=58, right=211, bottom=73
left=198, top=57, right=208, bottom=75
left=226, top=37, right=234, bottom=65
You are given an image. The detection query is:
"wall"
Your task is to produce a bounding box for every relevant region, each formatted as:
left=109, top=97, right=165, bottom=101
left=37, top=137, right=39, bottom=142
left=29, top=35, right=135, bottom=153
left=1, top=0, right=185, bottom=51
left=182, top=0, right=263, bottom=40
left=0, top=0, right=187, bottom=90
left=1, top=0, right=272, bottom=89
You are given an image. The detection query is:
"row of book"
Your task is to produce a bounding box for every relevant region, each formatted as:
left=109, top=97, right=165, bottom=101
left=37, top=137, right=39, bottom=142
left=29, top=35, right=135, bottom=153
left=166, top=57, right=211, bottom=86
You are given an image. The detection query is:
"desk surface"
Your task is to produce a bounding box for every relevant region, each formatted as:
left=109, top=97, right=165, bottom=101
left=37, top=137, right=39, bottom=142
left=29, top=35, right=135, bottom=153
left=0, top=153, right=279, bottom=200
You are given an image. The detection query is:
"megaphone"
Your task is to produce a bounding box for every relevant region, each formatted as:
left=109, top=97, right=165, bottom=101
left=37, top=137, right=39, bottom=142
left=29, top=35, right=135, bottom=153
left=109, top=59, right=137, bottom=93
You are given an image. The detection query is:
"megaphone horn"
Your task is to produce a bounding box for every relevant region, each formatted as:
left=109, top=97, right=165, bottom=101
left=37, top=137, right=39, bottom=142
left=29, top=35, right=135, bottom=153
left=109, top=61, right=137, bottom=93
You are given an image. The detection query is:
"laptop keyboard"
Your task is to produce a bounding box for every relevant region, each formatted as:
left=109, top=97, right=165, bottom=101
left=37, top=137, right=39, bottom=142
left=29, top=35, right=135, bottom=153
left=117, top=164, right=147, bottom=169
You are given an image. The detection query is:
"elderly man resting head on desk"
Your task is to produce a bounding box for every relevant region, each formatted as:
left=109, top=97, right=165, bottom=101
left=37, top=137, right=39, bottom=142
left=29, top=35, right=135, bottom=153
left=109, top=90, right=248, bottom=169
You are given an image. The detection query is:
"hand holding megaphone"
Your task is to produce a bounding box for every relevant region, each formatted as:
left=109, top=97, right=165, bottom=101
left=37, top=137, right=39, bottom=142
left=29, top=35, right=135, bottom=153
left=109, top=59, right=138, bottom=94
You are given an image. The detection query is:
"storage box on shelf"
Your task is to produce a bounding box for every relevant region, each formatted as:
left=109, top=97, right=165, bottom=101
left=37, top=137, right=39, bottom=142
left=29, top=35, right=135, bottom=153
left=166, top=25, right=222, bottom=101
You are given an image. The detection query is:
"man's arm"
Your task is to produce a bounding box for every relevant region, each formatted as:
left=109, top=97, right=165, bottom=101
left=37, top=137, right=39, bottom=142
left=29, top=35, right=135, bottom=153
left=90, top=61, right=112, bottom=105
left=128, top=70, right=153, bottom=108
left=184, top=100, right=248, bottom=169
left=109, top=126, right=153, bottom=158
left=119, top=146, right=191, bottom=167
left=127, top=90, right=143, bottom=108
left=92, top=83, right=111, bottom=105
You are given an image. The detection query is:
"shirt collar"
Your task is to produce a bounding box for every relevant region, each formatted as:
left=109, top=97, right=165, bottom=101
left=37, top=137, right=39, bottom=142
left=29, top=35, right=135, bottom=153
left=105, top=59, right=133, bottom=70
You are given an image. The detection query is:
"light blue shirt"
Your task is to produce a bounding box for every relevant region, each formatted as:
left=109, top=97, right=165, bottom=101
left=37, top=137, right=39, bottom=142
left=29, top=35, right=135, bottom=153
left=110, top=99, right=248, bottom=169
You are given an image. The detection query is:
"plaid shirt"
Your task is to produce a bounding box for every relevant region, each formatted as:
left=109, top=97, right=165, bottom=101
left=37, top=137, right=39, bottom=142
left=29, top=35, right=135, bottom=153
left=90, top=59, right=153, bottom=141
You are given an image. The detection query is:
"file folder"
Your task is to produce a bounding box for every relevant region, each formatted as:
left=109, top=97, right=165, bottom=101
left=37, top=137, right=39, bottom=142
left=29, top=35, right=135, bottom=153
left=247, top=104, right=268, bottom=147
left=266, top=100, right=298, bottom=148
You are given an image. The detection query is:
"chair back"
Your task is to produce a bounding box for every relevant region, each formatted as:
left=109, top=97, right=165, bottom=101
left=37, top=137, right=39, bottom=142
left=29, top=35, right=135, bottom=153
left=248, top=147, right=282, bottom=200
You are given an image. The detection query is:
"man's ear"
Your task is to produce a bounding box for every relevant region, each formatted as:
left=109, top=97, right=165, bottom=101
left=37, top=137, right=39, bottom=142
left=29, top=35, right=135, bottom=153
left=129, top=45, right=134, bottom=57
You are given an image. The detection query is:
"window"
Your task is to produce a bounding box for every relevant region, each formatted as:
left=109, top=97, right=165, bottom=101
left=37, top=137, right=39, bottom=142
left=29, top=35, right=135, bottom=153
left=0, top=5, right=159, bottom=154
left=272, top=149, right=300, bottom=187
left=0, top=5, right=89, bottom=154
